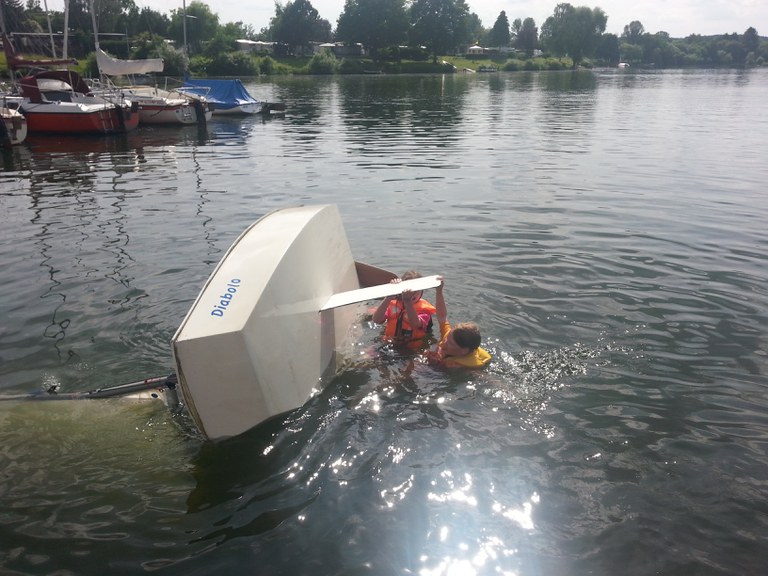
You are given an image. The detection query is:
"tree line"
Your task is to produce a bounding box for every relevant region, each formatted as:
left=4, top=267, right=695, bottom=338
left=2, top=0, right=765, bottom=75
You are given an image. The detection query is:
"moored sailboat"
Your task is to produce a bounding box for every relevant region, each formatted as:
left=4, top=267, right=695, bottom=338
left=88, top=0, right=212, bottom=126
left=0, top=95, right=27, bottom=146
left=16, top=67, right=139, bottom=134
left=2, top=33, right=139, bottom=135
left=91, top=48, right=213, bottom=126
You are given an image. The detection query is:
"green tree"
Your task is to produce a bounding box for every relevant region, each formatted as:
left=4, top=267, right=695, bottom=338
left=742, top=27, right=759, bottom=54
left=1, top=0, right=33, bottom=33
left=271, top=0, right=331, bottom=54
left=619, top=42, right=642, bottom=63
left=137, top=7, right=170, bottom=37
left=622, top=20, right=644, bottom=42
left=202, top=24, right=240, bottom=56
left=336, top=0, right=408, bottom=62
left=90, top=0, right=138, bottom=34
left=168, top=1, right=219, bottom=55
left=130, top=31, right=165, bottom=59
left=465, top=12, right=483, bottom=45
left=410, top=0, right=471, bottom=63
left=540, top=3, right=607, bottom=68
left=155, top=40, right=187, bottom=76
left=515, top=17, right=538, bottom=56
left=489, top=11, right=510, bottom=47
left=720, top=35, right=746, bottom=65
left=595, top=32, right=619, bottom=65
left=64, top=0, right=92, bottom=35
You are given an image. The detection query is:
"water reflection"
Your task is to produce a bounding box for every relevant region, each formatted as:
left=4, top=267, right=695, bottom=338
left=338, top=74, right=471, bottom=133
left=540, top=70, right=597, bottom=92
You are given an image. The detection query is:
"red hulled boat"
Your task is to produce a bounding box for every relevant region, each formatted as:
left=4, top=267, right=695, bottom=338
left=2, top=33, right=138, bottom=135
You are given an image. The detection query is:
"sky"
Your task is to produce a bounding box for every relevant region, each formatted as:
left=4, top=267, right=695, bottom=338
left=102, top=1, right=765, bottom=39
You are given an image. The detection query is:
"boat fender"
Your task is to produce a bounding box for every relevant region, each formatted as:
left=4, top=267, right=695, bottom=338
left=0, top=117, right=10, bottom=148
left=130, top=100, right=139, bottom=113
left=192, top=99, right=207, bottom=124
left=115, top=103, right=125, bottom=130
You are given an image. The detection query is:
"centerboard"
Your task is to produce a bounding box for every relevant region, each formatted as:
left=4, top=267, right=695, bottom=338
left=321, top=275, right=441, bottom=310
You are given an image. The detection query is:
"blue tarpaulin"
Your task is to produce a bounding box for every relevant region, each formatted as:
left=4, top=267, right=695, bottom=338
left=180, top=79, right=261, bottom=113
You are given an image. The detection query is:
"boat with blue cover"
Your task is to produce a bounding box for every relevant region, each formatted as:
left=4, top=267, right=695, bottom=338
left=179, top=78, right=286, bottom=115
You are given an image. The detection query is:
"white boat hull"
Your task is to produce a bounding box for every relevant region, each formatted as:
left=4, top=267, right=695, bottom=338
left=137, top=102, right=208, bottom=125
left=211, top=102, right=263, bottom=115
left=1, top=104, right=27, bottom=146
left=172, top=205, right=363, bottom=440
left=121, top=87, right=213, bottom=125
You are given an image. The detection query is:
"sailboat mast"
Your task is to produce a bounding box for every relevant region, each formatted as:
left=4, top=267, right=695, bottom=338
left=63, top=0, right=70, bottom=59
left=89, top=0, right=100, bottom=51
left=42, top=0, right=57, bottom=57
left=182, top=0, right=188, bottom=56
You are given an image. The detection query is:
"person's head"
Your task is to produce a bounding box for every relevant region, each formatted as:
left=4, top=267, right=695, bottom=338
left=398, top=270, right=423, bottom=303
left=441, top=322, right=482, bottom=357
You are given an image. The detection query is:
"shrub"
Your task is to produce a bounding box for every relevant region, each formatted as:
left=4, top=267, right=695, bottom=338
left=306, top=51, right=339, bottom=74
left=399, top=45, right=429, bottom=61
left=523, top=59, right=541, bottom=71
left=338, top=59, right=365, bottom=74
left=259, top=56, right=274, bottom=75
left=545, top=58, right=565, bottom=70
left=502, top=59, right=525, bottom=71
left=157, top=44, right=189, bottom=77
left=208, top=51, right=259, bottom=76
left=376, top=45, right=429, bottom=62
left=84, top=52, right=98, bottom=77
left=188, top=55, right=212, bottom=76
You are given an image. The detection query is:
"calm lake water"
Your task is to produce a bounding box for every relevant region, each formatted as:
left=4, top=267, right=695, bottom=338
left=1, top=69, right=767, bottom=575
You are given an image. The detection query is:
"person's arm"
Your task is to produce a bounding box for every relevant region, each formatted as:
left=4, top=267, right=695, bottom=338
left=372, top=296, right=391, bottom=324
left=372, top=278, right=401, bottom=324
left=401, top=289, right=422, bottom=329
left=435, top=277, right=447, bottom=325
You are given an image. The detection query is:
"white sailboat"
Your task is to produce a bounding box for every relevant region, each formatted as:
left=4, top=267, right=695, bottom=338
left=172, top=205, right=398, bottom=440
left=89, top=0, right=212, bottom=125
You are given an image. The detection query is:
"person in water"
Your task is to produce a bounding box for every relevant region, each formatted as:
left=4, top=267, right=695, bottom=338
left=372, top=270, right=436, bottom=345
left=428, top=277, right=491, bottom=368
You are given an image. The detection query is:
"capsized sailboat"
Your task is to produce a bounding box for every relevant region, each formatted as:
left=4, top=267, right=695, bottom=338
left=2, top=205, right=435, bottom=442
left=172, top=205, right=396, bottom=440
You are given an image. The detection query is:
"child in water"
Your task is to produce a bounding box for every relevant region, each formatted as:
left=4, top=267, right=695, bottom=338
left=372, top=270, right=436, bottom=346
left=428, top=276, right=491, bottom=368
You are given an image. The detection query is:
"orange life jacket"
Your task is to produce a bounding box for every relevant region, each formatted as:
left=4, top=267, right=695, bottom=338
left=383, top=298, right=436, bottom=341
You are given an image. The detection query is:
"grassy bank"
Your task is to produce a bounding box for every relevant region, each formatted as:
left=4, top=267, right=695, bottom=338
left=0, top=49, right=576, bottom=80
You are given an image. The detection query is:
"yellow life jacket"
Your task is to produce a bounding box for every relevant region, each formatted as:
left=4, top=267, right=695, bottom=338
left=437, top=321, right=492, bottom=368
left=443, top=347, right=492, bottom=368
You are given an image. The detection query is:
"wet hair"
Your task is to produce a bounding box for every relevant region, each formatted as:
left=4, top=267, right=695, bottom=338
left=452, top=322, right=482, bottom=351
